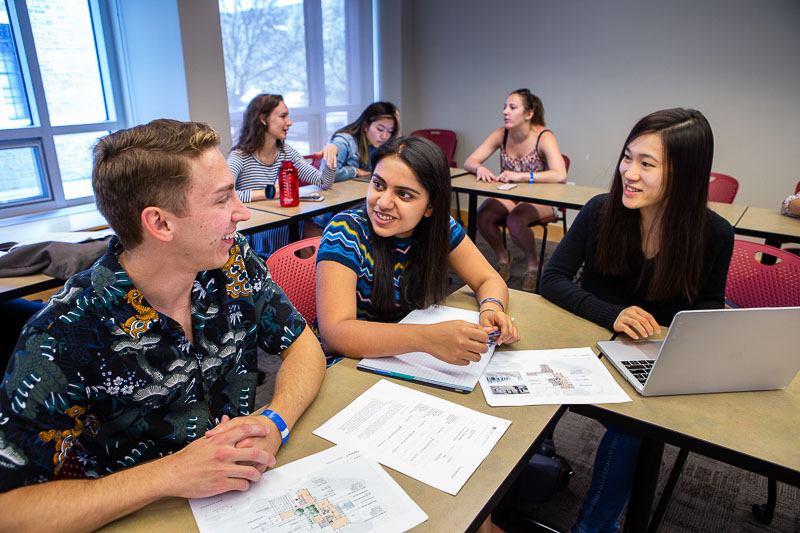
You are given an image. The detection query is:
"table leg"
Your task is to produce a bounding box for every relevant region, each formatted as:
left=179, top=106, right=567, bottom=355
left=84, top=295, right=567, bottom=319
left=289, top=222, right=300, bottom=242
left=624, top=437, right=664, bottom=533
left=467, top=193, right=478, bottom=241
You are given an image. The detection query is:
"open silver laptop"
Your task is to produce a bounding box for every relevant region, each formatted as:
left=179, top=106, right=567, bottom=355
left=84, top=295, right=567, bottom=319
left=597, top=307, right=800, bottom=396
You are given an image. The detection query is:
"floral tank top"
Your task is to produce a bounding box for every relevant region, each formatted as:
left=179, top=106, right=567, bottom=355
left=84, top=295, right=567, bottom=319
left=499, top=128, right=551, bottom=173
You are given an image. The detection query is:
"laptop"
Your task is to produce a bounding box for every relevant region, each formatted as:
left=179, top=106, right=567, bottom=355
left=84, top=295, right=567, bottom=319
left=597, top=307, right=800, bottom=396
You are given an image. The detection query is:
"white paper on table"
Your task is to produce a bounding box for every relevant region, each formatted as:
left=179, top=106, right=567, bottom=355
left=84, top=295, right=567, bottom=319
left=356, top=305, right=495, bottom=392
left=189, top=445, right=427, bottom=533
left=9, top=229, right=114, bottom=250
left=479, top=347, right=632, bottom=406
left=313, top=379, right=511, bottom=495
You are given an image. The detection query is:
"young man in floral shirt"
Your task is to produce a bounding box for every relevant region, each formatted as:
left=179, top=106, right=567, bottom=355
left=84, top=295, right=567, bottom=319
left=0, top=119, right=326, bottom=531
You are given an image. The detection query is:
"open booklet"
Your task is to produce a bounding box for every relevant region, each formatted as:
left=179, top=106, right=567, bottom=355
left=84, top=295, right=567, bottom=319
left=356, top=305, right=496, bottom=393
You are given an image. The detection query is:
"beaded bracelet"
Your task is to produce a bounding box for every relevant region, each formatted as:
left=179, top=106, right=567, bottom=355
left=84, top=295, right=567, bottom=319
left=479, top=297, right=505, bottom=311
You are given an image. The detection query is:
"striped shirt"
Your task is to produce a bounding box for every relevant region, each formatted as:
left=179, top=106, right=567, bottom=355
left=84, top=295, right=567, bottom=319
left=227, top=144, right=335, bottom=257
left=317, top=209, right=465, bottom=323
left=228, top=144, right=334, bottom=203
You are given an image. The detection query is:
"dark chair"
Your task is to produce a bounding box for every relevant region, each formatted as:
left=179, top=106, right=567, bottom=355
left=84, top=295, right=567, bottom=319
left=409, top=129, right=457, bottom=167
left=708, top=172, right=739, bottom=203
left=410, top=129, right=461, bottom=220
left=266, top=237, right=321, bottom=325
left=1, top=298, right=45, bottom=375
left=501, top=154, right=571, bottom=292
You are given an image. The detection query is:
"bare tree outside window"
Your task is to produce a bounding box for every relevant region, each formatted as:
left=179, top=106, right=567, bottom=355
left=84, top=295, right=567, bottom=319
left=219, top=0, right=359, bottom=152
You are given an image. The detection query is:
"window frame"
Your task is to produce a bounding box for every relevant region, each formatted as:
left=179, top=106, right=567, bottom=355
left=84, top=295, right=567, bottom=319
left=0, top=0, right=127, bottom=218
left=222, top=0, right=373, bottom=153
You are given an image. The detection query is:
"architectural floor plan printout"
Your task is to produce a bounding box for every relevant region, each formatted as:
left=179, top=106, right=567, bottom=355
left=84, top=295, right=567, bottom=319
left=356, top=305, right=496, bottom=392
left=313, top=379, right=511, bottom=495
left=189, top=446, right=427, bottom=533
left=479, top=347, right=631, bottom=406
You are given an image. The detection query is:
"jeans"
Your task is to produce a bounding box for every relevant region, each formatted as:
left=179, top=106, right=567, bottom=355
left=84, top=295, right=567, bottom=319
left=570, top=426, right=642, bottom=533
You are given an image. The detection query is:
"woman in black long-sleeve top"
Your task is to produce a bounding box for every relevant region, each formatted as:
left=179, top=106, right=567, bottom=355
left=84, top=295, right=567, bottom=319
left=539, top=108, right=734, bottom=533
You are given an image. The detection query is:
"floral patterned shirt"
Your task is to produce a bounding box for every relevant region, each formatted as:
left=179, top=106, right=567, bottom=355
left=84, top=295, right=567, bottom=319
left=0, top=234, right=306, bottom=491
left=781, top=193, right=800, bottom=218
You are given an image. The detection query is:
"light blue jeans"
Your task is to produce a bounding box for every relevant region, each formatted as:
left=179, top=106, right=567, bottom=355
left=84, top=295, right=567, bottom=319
left=570, top=426, right=642, bottom=533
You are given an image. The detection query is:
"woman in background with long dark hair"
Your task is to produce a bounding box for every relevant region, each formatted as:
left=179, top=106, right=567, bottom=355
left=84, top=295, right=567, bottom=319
left=540, top=108, right=734, bottom=533
left=330, top=101, right=399, bottom=182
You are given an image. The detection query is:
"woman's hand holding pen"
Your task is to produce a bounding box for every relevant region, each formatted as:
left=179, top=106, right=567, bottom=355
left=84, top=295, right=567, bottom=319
left=425, top=321, right=491, bottom=366
left=479, top=310, right=519, bottom=345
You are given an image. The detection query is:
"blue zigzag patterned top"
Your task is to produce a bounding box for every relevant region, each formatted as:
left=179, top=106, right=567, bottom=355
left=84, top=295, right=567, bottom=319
left=317, top=209, right=465, bottom=326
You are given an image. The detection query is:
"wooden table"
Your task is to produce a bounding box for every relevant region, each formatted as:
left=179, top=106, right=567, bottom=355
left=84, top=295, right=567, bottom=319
left=97, top=288, right=611, bottom=533
left=708, top=201, right=747, bottom=227
left=449, top=173, right=605, bottom=240
left=734, top=205, right=800, bottom=244
left=248, top=181, right=369, bottom=240
left=570, top=343, right=800, bottom=532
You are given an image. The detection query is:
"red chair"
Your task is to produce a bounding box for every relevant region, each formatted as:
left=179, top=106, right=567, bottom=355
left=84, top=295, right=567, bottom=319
left=726, top=239, right=800, bottom=308
left=299, top=154, right=323, bottom=187
left=266, top=237, right=321, bottom=325
left=723, top=239, right=800, bottom=524
left=501, top=154, right=571, bottom=292
left=708, top=172, right=739, bottom=203
left=410, top=129, right=457, bottom=168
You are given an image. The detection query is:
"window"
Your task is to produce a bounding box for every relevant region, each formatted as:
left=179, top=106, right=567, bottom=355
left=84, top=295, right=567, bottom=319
left=0, top=0, right=124, bottom=217
left=218, top=0, right=372, bottom=154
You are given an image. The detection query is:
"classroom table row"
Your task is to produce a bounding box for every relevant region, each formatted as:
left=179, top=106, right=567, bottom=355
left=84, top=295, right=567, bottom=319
left=0, top=181, right=369, bottom=302
left=448, top=169, right=800, bottom=244
left=3, top=172, right=799, bottom=303
left=96, top=286, right=800, bottom=532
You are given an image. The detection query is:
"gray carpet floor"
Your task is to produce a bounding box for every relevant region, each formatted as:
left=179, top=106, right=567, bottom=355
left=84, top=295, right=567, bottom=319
left=256, top=231, right=800, bottom=533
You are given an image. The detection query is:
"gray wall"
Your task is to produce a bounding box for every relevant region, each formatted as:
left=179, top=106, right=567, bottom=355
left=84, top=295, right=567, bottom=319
left=395, top=0, right=800, bottom=209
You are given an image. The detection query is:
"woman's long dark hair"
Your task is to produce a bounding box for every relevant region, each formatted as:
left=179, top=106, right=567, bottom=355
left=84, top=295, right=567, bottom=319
left=231, top=94, right=284, bottom=155
left=367, top=136, right=452, bottom=322
left=336, top=101, right=399, bottom=166
left=594, top=108, right=713, bottom=301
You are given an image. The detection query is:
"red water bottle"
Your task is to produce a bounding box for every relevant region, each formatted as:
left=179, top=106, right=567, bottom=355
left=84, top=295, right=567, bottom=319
left=278, top=160, right=299, bottom=207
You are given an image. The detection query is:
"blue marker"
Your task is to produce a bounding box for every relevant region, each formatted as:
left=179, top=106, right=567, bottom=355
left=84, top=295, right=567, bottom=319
left=487, top=329, right=501, bottom=346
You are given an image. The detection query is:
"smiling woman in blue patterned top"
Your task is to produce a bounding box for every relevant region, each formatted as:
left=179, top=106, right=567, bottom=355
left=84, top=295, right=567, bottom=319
left=315, top=136, right=519, bottom=367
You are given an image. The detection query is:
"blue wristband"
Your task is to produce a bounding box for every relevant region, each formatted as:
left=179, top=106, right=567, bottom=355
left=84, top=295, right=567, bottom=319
left=479, top=297, right=505, bottom=311
left=260, top=409, right=289, bottom=443
left=529, top=171, right=535, bottom=183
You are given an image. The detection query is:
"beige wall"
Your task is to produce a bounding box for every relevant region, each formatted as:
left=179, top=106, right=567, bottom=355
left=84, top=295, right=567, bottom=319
left=394, top=0, right=800, bottom=209
left=177, top=0, right=232, bottom=151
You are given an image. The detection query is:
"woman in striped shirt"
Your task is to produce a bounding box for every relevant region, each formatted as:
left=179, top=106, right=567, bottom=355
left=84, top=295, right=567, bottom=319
left=228, top=93, right=336, bottom=258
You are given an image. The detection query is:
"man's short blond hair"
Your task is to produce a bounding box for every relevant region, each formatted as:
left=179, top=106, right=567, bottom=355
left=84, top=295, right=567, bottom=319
left=92, top=119, right=220, bottom=249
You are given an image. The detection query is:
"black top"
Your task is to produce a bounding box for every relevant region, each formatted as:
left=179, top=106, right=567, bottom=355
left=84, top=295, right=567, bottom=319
left=539, top=194, right=735, bottom=331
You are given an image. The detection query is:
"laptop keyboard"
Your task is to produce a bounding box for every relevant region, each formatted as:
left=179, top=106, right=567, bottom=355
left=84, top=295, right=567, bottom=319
left=621, top=359, right=654, bottom=385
